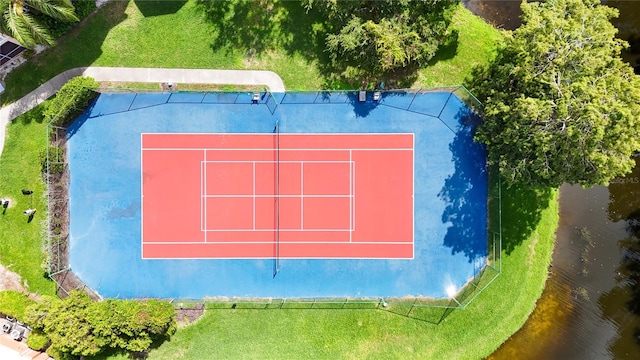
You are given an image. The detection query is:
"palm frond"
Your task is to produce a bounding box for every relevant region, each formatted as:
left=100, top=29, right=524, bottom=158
left=3, top=8, right=54, bottom=49
left=22, top=11, right=55, bottom=45
left=25, top=0, right=78, bottom=22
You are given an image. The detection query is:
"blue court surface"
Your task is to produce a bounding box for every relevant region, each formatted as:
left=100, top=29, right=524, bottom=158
left=67, top=90, right=488, bottom=299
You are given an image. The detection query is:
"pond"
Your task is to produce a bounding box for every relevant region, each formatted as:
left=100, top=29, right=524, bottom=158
left=488, top=161, right=640, bottom=359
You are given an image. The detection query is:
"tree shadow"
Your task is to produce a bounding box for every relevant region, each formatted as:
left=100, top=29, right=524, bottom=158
left=2, top=0, right=128, bottom=105
left=16, top=103, right=46, bottom=125
left=608, top=157, right=640, bottom=223
left=437, top=106, right=488, bottom=262
left=196, top=0, right=327, bottom=58
left=598, top=209, right=640, bottom=355
left=194, top=0, right=451, bottom=89
left=347, top=91, right=382, bottom=118
left=426, top=29, right=459, bottom=65
left=499, top=183, right=552, bottom=255
left=462, top=50, right=554, bottom=255
left=65, top=100, right=97, bottom=139
left=134, top=0, right=187, bottom=17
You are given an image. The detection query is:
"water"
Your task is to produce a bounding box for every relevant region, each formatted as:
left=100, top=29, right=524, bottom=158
left=489, top=166, right=640, bottom=359
left=462, top=1, right=640, bottom=358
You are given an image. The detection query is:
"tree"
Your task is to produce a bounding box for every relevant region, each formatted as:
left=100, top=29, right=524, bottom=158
left=472, top=0, right=640, bottom=188
left=306, top=0, right=457, bottom=79
left=0, top=0, right=78, bottom=49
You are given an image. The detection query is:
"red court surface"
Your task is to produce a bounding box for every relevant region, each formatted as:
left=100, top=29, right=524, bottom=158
left=141, top=133, right=413, bottom=259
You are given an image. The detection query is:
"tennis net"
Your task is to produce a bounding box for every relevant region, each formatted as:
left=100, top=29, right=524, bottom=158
left=273, top=119, right=280, bottom=278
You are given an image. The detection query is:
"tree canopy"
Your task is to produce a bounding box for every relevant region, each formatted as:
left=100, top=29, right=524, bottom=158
left=472, top=0, right=640, bottom=188
left=0, top=0, right=78, bottom=49
left=305, top=0, right=457, bottom=82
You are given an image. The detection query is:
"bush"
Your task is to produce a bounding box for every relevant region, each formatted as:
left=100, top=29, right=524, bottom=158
left=0, top=290, right=36, bottom=322
left=26, top=330, right=50, bottom=351
left=43, top=76, right=98, bottom=127
left=25, top=292, right=177, bottom=358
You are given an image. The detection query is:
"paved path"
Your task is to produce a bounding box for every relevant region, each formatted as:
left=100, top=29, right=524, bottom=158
left=0, top=67, right=285, bottom=156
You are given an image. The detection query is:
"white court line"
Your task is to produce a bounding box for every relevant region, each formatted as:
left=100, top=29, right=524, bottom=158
left=300, top=161, right=304, bottom=230
left=144, top=240, right=413, bottom=245
left=144, top=255, right=415, bottom=260
left=412, top=133, right=415, bottom=256
left=204, top=151, right=208, bottom=243
left=203, top=159, right=355, bottom=233
left=349, top=149, right=352, bottom=243
left=203, top=160, right=353, bottom=163
left=353, top=160, right=356, bottom=231
left=204, top=194, right=352, bottom=198
left=204, top=228, right=352, bottom=232
left=253, top=161, right=256, bottom=230
left=140, top=134, right=144, bottom=258
left=200, top=160, right=204, bottom=232
left=143, top=147, right=413, bottom=151
left=142, top=132, right=414, bottom=136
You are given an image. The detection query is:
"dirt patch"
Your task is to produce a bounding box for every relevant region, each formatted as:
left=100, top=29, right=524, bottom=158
left=0, top=264, right=26, bottom=292
left=52, top=270, right=101, bottom=301
left=175, top=304, right=205, bottom=325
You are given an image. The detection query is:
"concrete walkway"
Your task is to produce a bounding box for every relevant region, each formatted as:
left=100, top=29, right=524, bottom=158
left=0, top=67, right=285, bottom=156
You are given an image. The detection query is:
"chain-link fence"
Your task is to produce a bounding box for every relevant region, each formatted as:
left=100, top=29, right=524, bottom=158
left=41, top=85, right=499, bottom=312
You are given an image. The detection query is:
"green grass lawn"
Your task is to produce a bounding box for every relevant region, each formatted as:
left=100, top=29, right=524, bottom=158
left=0, top=106, right=56, bottom=296
left=0, top=1, right=561, bottom=358
left=417, top=6, right=505, bottom=87
left=121, top=187, right=557, bottom=360
left=3, top=2, right=498, bottom=105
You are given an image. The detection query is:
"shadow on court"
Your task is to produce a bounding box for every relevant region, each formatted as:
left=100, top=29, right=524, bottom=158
left=440, top=103, right=553, bottom=258
left=438, top=104, right=488, bottom=264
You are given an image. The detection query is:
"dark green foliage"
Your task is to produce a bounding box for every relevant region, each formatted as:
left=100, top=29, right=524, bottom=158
left=25, top=292, right=177, bottom=358
left=0, top=290, right=36, bottom=321
left=43, top=76, right=98, bottom=126
left=32, top=0, right=96, bottom=39
left=0, top=0, right=79, bottom=49
left=306, top=0, right=457, bottom=83
left=472, top=0, right=640, bottom=188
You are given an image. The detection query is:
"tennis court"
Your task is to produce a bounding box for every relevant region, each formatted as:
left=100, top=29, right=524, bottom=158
left=142, top=133, right=413, bottom=259
left=67, top=90, right=488, bottom=299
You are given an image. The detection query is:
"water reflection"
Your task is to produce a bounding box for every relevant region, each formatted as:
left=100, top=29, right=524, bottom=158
left=461, top=0, right=522, bottom=30
left=488, top=162, right=640, bottom=359
left=601, top=161, right=640, bottom=356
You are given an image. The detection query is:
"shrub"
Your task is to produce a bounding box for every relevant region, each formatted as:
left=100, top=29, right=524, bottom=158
left=43, top=76, right=98, bottom=127
left=25, top=291, right=177, bottom=358
left=26, top=330, right=50, bottom=351
left=0, top=290, right=36, bottom=321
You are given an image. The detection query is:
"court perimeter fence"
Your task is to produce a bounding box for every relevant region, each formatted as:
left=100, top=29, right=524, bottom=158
left=169, top=170, right=501, bottom=323
left=42, top=85, right=501, bottom=315
left=44, top=87, right=102, bottom=300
